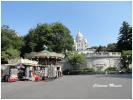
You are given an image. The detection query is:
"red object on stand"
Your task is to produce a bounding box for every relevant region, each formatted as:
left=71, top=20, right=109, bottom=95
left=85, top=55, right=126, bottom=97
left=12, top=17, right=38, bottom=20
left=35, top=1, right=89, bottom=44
left=32, top=72, right=41, bottom=81
left=35, top=76, right=41, bottom=81
left=8, top=76, right=18, bottom=82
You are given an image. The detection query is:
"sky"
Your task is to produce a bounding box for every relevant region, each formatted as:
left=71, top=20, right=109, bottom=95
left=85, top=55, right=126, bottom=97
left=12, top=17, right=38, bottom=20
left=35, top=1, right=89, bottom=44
left=1, top=1, right=132, bottom=47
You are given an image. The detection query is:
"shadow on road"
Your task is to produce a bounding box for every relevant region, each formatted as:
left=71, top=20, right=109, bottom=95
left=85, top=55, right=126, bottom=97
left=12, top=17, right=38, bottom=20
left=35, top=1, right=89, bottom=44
left=64, top=74, right=132, bottom=79
left=92, top=74, right=132, bottom=79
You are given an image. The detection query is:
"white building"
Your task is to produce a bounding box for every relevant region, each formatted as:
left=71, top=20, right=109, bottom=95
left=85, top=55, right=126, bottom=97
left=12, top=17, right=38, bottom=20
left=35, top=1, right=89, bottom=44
left=74, top=30, right=88, bottom=51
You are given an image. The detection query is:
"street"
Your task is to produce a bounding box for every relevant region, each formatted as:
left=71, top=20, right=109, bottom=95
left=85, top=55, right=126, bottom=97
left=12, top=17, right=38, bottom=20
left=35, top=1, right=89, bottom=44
left=1, top=74, right=132, bottom=99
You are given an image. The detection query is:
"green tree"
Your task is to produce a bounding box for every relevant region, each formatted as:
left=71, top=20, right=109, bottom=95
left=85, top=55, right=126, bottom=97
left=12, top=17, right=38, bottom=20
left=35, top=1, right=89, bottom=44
left=117, top=21, right=132, bottom=51
left=51, top=22, right=74, bottom=53
left=2, top=48, right=20, bottom=61
left=95, top=45, right=106, bottom=52
left=1, top=25, right=24, bottom=63
left=23, top=22, right=74, bottom=55
left=106, top=43, right=117, bottom=52
left=66, top=51, right=86, bottom=70
left=121, top=50, right=132, bottom=71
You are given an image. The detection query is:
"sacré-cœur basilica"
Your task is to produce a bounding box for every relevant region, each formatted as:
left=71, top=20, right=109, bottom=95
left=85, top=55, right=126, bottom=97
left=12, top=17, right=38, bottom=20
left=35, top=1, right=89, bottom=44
left=73, top=30, right=121, bottom=71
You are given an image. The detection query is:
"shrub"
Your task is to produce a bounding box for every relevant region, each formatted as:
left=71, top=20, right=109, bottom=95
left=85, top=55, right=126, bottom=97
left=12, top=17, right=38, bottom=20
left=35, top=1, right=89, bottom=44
left=66, top=51, right=86, bottom=70
left=82, top=68, right=95, bottom=73
left=121, top=50, right=132, bottom=70
left=105, top=67, right=118, bottom=74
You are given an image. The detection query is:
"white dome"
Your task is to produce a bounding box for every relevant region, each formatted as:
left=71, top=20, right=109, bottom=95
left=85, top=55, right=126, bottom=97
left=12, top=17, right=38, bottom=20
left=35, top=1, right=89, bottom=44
left=77, top=31, right=83, bottom=38
left=76, top=29, right=84, bottom=41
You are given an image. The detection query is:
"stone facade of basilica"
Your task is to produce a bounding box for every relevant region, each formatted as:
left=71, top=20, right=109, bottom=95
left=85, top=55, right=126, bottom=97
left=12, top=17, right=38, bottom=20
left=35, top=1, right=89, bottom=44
left=74, top=30, right=88, bottom=51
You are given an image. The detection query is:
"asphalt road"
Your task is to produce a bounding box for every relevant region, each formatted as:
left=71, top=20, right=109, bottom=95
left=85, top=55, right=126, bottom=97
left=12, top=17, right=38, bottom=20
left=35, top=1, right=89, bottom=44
left=1, top=74, right=132, bottom=99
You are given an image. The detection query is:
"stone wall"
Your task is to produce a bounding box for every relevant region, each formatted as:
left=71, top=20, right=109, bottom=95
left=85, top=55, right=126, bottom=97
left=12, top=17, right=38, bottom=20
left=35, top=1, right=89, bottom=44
left=86, top=52, right=121, bottom=71
left=61, top=52, right=122, bottom=72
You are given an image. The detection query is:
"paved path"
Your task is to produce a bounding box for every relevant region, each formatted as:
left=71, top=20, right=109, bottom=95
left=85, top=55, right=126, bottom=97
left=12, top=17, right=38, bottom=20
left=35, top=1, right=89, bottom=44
left=1, top=74, right=132, bottom=99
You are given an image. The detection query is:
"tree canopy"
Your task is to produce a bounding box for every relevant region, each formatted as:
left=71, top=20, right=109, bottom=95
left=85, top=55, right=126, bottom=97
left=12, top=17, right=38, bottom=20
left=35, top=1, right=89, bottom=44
left=1, top=25, right=24, bottom=63
left=22, top=22, right=74, bottom=56
left=117, top=21, right=132, bottom=51
left=66, top=51, right=86, bottom=70
left=106, top=43, right=117, bottom=52
left=95, top=45, right=106, bottom=52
